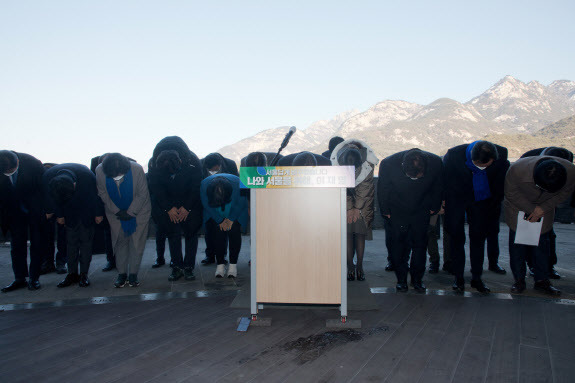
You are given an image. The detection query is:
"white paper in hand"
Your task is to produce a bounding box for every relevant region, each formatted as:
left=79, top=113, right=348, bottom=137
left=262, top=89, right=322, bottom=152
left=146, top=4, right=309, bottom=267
left=515, top=211, right=543, bottom=246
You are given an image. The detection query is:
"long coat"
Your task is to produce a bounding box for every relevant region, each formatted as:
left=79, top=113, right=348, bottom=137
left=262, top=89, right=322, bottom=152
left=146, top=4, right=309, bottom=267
left=330, top=139, right=379, bottom=230
left=504, top=156, right=575, bottom=234
left=96, top=161, right=151, bottom=254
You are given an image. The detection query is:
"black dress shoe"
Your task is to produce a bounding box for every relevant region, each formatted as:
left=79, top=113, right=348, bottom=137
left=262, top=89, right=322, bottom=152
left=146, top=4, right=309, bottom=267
left=102, top=262, right=116, bottom=272
left=511, top=279, right=526, bottom=293
left=412, top=281, right=427, bottom=292
left=470, top=279, right=490, bottom=293
left=169, top=267, right=184, bottom=281
left=549, top=268, right=561, bottom=280
left=28, top=279, right=41, bottom=290
left=534, top=280, right=561, bottom=296
left=56, top=264, right=68, bottom=274
left=40, top=263, right=56, bottom=275
left=428, top=262, right=439, bottom=274
left=452, top=278, right=465, bottom=292
left=347, top=268, right=355, bottom=281
left=396, top=282, right=408, bottom=292
left=79, top=273, right=90, bottom=287
left=58, top=273, right=80, bottom=288
left=489, top=264, right=507, bottom=275
left=2, top=279, right=28, bottom=293
left=356, top=270, right=365, bottom=281
left=152, top=257, right=165, bottom=268
left=385, top=262, right=395, bottom=272
left=201, top=257, right=215, bottom=265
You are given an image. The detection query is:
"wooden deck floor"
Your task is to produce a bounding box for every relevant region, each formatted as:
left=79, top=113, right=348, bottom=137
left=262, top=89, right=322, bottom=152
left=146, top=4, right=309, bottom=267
left=1, top=292, right=574, bottom=383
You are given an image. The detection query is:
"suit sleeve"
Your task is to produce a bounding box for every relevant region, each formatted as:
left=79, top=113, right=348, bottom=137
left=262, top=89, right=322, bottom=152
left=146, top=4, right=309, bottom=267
left=504, top=165, right=536, bottom=214
left=427, top=159, right=444, bottom=213
left=96, top=166, right=120, bottom=215
left=183, top=166, right=202, bottom=212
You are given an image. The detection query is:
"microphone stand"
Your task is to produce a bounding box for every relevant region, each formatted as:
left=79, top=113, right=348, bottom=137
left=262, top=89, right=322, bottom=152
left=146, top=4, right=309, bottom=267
left=270, top=127, right=295, bottom=166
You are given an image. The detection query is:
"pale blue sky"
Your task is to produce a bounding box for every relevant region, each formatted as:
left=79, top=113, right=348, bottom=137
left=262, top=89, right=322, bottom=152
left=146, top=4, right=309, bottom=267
left=1, top=0, right=574, bottom=167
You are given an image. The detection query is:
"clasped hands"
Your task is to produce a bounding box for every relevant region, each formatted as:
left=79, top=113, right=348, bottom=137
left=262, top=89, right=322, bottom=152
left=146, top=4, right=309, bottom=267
left=219, top=218, right=233, bottom=231
left=347, top=208, right=361, bottom=224
left=167, top=207, right=190, bottom=223
left=46, top=213, right=103, bottom=225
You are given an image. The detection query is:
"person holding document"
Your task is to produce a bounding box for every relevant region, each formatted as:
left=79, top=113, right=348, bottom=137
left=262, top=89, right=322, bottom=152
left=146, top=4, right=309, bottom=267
left=504, top=156, right=575, bottom=295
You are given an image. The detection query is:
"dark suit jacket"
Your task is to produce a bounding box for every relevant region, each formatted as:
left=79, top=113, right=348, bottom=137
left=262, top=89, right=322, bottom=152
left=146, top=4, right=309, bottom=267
left=443, top=143, right=510, bottom=211
left=0, top=152, right=45, bottom=226
left=43, top=164, right=104, bottom=227
left=200, top=153, right=239, bottom=178
left=378, top=149, right=443, bottom=222
left=151, top=136, right=201, bottom=168
left=148, top=163, right=203, bottom=226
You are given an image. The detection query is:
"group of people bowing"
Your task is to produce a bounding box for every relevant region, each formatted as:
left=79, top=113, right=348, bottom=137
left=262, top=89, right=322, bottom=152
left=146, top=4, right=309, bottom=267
left=1, top=135, right=574, bottom=297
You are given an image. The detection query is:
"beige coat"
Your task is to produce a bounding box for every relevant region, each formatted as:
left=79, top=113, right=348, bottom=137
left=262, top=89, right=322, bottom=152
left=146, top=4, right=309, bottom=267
left=504, top=156, right=575, bottom=234
left=96, top=162, right=151, bottom=254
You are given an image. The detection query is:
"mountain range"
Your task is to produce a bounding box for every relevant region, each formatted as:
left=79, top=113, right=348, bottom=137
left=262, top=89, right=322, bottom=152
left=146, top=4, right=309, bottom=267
left=218, top=76, right=575, bottom=162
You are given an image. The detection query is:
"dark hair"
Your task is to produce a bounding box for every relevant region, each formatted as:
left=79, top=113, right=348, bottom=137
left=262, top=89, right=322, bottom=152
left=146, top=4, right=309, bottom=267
left=402, top=149, right=427, bottom=178
left=541, top=147, right=574, bottom=163
left=102, top=153, right=131, bottom=178
left=0, top=150, right=18, bottom=173
left=207, top=176, right=233, bottom=209
left=471, top=141, right=499, bottom=164
left=533, top=159, right=567, bottom=193
left=49, top=174, right=75, bottom=206
left=337, top=147, right=362, bottom=169
left=204, top=153, right=223, bottom=170
left=245, top=152, right=267, bottom=167
left=292, top=152, right=317, bottom=167
left=156, top=150, right=181, bottom=174
left=328, top=136, right=345, bottom=152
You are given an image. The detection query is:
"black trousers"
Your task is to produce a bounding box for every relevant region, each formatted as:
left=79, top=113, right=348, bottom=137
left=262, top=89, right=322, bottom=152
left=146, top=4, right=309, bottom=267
left=509, top=229, right=551, bottom=282
left=444, top=200, right=500, bottom=280
left=160, top=215, right=202, bottom=270
left=205, top=219, right=241, bottom=265
left=155, top=222, right=167, bottom=258
left=66, top=223, right=95, bottom=274
left=204, top=221, right=228, bottom=261
left=9, top=212, right=44, bottom=281
left=526, top=228, right=557, bottom=271
left=390, top=214, right=429, bottom=283
left=427, top=215, right=440, bottom=265
left=383, top=216, right=393, bottom=264
left=44, top=216, right=67, bottom=267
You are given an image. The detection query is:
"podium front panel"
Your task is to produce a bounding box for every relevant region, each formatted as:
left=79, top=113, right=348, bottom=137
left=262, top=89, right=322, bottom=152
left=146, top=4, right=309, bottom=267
left=255, top=187, right=341, bottom=304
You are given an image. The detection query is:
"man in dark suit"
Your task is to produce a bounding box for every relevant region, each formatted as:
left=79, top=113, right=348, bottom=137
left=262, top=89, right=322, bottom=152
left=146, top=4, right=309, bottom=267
left=91, top=155, right=116, bottom=272
left=378, top=148, right=443, bottom=292
left=44, top=163, right=104, bottom=287
left=520, top=147, right=574, bottom=279
left=200, top=153, right=239, bottom=265
left=0, top=150, right=46, bottom=292
left=40, top=163, right=67, bottom=275
left=443, top=141, right=510, bottom=293
left=148, top=140, right=203, bottom=282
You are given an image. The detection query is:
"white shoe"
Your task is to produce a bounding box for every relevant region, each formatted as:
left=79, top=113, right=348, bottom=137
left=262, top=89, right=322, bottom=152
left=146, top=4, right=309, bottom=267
left=215, top=264, right=225, bottom=278
left=227, top=264, right=237, bottom=278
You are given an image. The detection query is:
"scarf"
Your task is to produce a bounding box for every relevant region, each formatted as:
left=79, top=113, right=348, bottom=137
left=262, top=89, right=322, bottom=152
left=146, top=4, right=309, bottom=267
left=106, top=169, right=137, bottom=235
left=465, top=141, right=491, bottom=201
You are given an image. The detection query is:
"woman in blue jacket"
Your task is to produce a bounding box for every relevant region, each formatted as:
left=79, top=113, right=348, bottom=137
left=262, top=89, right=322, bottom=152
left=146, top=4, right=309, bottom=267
left=200, top=174, right=248, bottom=278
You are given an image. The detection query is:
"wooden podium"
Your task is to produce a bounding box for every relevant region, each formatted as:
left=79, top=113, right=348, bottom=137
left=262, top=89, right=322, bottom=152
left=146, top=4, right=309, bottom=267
left=239, top=166, right=355, bottom=323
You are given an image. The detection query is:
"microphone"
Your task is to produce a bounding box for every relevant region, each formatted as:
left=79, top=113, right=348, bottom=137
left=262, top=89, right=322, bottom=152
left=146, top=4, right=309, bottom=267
left=279, top=126, right=297, bottom=150
left=270, top=126, right=297, bottom=166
